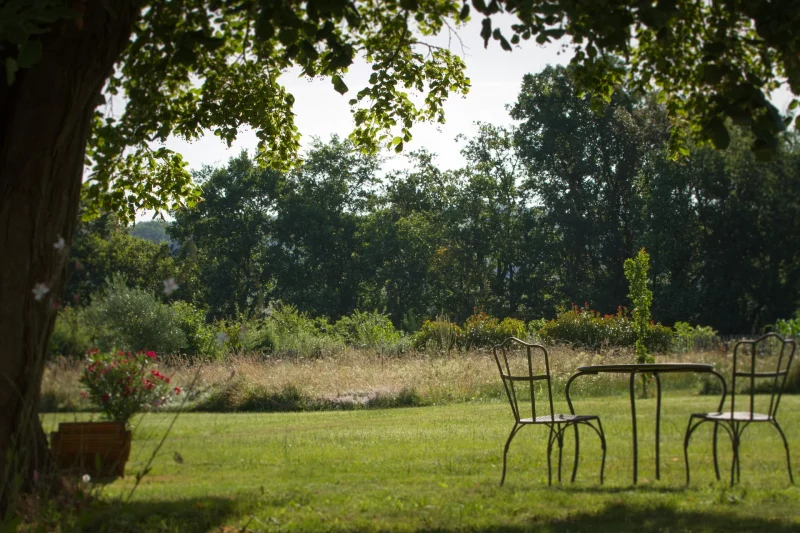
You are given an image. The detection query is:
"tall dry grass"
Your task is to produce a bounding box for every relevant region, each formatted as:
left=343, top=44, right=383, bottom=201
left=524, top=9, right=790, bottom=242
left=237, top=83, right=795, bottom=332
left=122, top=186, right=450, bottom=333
left=40, top=345, right=740, bottom=413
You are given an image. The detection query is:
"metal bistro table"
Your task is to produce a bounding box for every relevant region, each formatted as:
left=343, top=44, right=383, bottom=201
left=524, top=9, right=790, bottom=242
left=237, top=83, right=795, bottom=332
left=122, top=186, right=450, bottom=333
left=565, top=363, right=727, bottom=485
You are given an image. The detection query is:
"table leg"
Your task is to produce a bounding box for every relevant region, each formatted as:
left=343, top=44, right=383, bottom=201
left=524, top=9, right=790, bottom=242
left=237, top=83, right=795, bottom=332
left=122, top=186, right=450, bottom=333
left=629, top=371, right=638, bottom=485
left=655, top=372, right=662, bottom=480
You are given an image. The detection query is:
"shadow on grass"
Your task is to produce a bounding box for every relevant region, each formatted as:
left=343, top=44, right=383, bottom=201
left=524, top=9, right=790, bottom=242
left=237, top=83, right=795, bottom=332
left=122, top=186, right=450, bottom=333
left=414, top=502, right=798, bottom=533
left=64, top=495, right=798, bottom=533
left=75, top=496, right=251, bottom=532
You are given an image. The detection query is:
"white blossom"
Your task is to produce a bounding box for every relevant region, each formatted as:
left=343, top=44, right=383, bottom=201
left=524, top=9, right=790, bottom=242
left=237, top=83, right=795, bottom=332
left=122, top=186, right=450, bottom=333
left=82, top=474, right=91, bottom=483
left=32, top=283, right=50, bottom=302
left=162, top=278, right=179, bottom=296
left=53, top=236, right=66, bottom=252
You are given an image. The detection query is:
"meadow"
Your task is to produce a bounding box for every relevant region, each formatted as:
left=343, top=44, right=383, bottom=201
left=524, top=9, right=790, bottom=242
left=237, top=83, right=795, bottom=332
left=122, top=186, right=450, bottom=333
left=35, top=347, right=800, bottom=532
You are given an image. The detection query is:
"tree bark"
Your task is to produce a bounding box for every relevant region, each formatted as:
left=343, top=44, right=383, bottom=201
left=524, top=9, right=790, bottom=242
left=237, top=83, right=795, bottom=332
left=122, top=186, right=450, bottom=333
left=0, top=0, right=142, bottom=509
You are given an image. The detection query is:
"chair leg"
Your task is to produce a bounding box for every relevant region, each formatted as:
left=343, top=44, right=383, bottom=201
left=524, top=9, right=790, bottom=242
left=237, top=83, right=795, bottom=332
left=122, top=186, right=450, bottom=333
left=772, top=420, right=795, bottom=485
left=730, top=427, right=739, bottom=487
left=500, top=423, right=522, bottom=487
left=712, top=422, right=720, bottom=481
left=556, top=429, right=564, bottom=484
left=546, top=427, right=556, bottom=486
left=570, top=422, right=580, bottom=483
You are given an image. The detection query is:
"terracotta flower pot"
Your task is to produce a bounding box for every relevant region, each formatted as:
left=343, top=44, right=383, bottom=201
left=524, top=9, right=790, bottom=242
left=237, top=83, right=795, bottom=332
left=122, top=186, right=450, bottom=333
left=50, top=421, right=132, bottom=478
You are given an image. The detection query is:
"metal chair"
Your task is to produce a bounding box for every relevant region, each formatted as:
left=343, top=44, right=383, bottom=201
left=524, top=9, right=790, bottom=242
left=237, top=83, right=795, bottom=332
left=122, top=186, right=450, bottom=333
left=493, top=337, right=606, bottom=486
left=684, top=332, right=796, bottom=486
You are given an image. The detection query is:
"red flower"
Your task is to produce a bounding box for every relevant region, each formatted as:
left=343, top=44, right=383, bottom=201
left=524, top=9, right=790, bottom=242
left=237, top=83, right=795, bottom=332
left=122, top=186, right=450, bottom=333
left=174, top=387, right=181, bottom=395
left=145, top=351, right=157, bottom=359
left=80, top=391, right=88, bottom=399
left=87, top=348, right=99, bottom=356
left=101, top=393, right=110, bottom=403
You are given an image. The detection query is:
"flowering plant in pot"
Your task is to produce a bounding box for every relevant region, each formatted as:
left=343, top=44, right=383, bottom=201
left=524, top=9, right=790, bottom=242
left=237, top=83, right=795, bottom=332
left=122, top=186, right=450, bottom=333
left=78, top=349, right=181, bottom=426
left=51, top=349, right=181, bottom=478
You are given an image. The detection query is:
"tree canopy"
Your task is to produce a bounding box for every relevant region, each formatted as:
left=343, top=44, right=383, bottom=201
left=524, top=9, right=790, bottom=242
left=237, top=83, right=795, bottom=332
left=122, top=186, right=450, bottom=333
left=3, top=1, right=797, bottom=224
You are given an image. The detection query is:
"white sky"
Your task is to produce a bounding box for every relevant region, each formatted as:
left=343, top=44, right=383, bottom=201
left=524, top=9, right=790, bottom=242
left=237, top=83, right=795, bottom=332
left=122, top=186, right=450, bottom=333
left=164, top=16, right=796, bottom=175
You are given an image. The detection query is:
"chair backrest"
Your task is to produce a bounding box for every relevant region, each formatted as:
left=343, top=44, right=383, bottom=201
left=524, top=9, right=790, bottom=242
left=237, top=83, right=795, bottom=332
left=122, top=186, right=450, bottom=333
left=492, top=337, right=556, bottom=423
left=730, top=333, right=795, bottom=419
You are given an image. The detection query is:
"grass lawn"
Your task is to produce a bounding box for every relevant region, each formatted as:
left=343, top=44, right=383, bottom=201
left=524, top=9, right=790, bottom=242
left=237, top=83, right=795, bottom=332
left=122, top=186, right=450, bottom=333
left=39, top=390, right=800, bottom=532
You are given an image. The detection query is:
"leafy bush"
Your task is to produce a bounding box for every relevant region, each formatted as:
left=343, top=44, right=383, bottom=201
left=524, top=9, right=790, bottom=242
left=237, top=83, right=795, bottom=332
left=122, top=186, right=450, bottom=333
left=333, top=309, right=400, bottom=348
left=48, top=306, right=101, bottom=358
left=643, top=323, right=674, bottom=353
left=773, top=311, right=800, bottom=338
left=86, top=276, right=186, bottom=355
left=171, top=300, right=220, bottom=359
left=536, top=304, right=671, bottom=352
left=412, top=317, right=463, bottom=353
left=496, top=317, right=527, bottom=342
left=672, top=322, right=719, bottom=353
left=462, top=311, right=500, bottom=349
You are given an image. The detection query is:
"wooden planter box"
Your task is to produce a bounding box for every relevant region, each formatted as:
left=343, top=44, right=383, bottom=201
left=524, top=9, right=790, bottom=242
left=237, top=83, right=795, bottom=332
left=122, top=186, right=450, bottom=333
left=50, top=422, right=131, bottom=478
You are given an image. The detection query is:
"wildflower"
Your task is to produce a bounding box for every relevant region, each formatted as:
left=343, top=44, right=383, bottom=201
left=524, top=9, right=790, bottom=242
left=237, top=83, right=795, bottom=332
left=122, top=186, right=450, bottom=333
left=82, top=474, right=91, bottom=483
left=101, top=393, right=110, bottom=403
left=53, top=236, right=66, bottom=252
left=162, top=278, right=179, bottom=296
left=145, top=350, right=157, bottom=359
left=32, top=283, right=50, bottom=302
left=174, top=387, right=181, bottom=395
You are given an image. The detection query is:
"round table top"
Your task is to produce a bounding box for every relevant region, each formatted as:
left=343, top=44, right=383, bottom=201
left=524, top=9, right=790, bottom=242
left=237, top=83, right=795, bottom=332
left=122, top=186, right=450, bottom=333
left=576, top=363, right=715, bottom=373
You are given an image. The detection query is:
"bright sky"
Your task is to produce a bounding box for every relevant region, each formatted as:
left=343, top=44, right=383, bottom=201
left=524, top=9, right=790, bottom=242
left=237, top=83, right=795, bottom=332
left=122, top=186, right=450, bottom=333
left=165, top=17, right=572, bottom=173
left=165, top=16, right=796, bottom=175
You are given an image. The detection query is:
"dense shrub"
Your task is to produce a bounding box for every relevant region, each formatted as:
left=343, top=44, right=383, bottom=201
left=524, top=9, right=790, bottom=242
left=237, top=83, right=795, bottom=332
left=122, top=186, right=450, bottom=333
left=333, top=309, right=401, bottom=348
left=496, top=317, right=527, bottom=343
left=412, top=317, right=463, bottom=353
left=672, top=322, right=719, bottom=353
left=86, top=276, right=187, bottom=355
left=462, top=312, right=527, bottom=349
left=171, top=300, right=221, bottom=359
left=536, top=305, right=671, bottom=352
left=48, top=306, right=101, bottom=358
left=228, top=302, right=344, bottom=358
left=773, top=311, right=800, bottom=338
left=462, top=312, right=500, bottom=349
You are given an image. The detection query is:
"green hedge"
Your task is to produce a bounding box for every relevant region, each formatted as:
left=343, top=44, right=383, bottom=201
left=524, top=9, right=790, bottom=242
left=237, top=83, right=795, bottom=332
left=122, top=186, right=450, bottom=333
left=537, top=305, right=672, bottom=352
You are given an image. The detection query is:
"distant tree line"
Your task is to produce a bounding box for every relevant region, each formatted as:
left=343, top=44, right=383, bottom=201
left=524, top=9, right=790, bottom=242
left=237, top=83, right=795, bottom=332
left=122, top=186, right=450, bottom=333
left=64, top=66, right=800, bottom=334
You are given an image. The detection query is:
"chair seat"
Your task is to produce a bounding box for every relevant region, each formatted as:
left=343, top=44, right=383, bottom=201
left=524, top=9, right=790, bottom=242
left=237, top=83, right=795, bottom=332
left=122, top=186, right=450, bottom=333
left=520, top=414, right=598, bottom=424
left=692, top=411, right=772, bottom=422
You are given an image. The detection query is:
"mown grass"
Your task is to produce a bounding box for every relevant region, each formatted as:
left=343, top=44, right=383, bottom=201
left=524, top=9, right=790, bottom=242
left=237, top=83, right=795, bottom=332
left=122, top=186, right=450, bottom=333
left=38, top=390, right=800, bottom=532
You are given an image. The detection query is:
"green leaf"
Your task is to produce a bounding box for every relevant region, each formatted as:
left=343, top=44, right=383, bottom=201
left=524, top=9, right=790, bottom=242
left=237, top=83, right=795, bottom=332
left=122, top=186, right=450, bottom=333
left=5, top=57, right=18, bottom=85
left=707, top=119, right=730, bottom=149
left=459, top=4, right=470, bottom=20
left=332, top=74, right=348, bottom=94
left=701, top=64, right=723, bottom=85
left=17, top=39, right=42, bottom=68
left=480, top=18, right=491, bottom=46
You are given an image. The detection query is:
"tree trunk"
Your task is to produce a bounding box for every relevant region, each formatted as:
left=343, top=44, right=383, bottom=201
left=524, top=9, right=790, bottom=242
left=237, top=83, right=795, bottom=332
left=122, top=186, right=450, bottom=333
left=0, top=1, right=141, bottom=509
